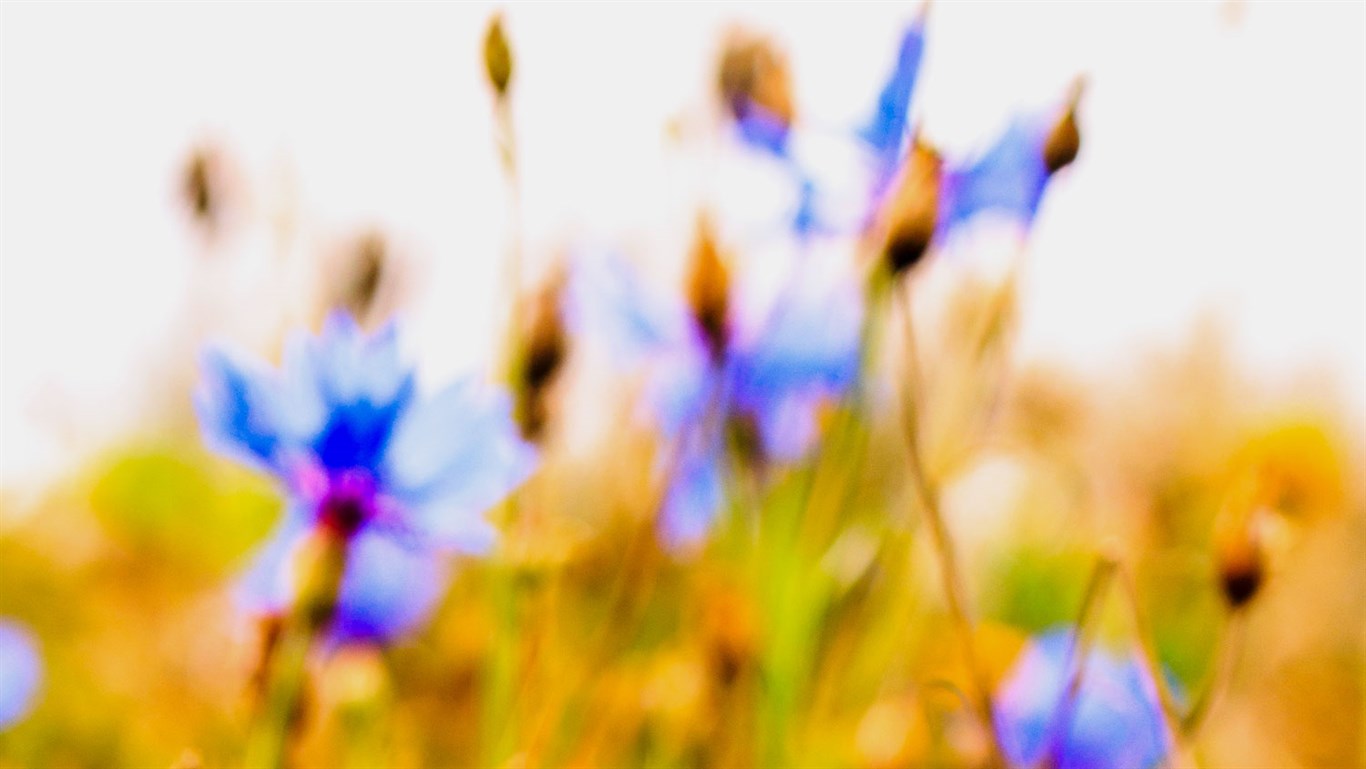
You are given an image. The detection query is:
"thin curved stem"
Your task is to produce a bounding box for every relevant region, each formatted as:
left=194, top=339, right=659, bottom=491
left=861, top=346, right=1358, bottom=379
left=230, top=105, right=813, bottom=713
left=892, top=283, right=1007, bottom=768
left=1181, top=609, right=1245, bottom=739
left=1033, top=556, right=1117, bottom=769
left=494, top=95, right=525, bottom=387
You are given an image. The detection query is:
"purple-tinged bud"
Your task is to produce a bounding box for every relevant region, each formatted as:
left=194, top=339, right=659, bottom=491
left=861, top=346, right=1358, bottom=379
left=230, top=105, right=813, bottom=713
left=716, top=28, right=794, bottom=127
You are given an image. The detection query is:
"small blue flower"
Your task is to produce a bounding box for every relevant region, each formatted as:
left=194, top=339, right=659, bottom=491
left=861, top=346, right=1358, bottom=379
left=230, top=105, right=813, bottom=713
left=937, top=108, right=1075, bottom=238
left=0, top=619, right=41, bottom=730
left=729, top=19, right=926, bottom=238
left=197, top=313, right=537, bottom=643
left=570, top=249, right=861, bottom=547
left=728, top=16, right=1080, bottom=251
left=856, top=17, right=927, bottom=192
left=995, top=627, right=1171, bottom=769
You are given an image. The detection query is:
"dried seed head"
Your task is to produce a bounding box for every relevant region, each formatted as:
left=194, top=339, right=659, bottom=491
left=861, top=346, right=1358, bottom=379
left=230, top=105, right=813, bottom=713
left=516, top=276, right=568, bottom=440
left=1217, top=512, right=1266, bottom=610
left=716, top=29, right=794, bottom=126
left=483, top=14, right=514, bottom=97
left=702, top=587, right=757, bottom=688
left=882, top=137, right=943, bottom=275
left=346, top=232, right=387, bottom=318
left=1043, top=80, right=1084, bottom=175
left=685, top=217, right=731, bottom=360
left=180, top=146, right=229, bottom=232
left=523, top=285, right=567, bottom=393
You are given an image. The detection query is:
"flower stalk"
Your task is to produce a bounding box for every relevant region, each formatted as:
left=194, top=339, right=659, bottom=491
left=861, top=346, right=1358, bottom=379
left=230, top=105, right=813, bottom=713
left=244, top=530, right=349, bottom=769
left=891, top=284, right=1007, bottom=768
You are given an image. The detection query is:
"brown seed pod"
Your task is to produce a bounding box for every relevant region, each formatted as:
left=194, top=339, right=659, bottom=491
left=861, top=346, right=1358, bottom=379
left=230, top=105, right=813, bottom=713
left=516, top=276, right=569, bottom=440
left=716, top=28, right=795, bottom=126
left=701, top=586, right=757, bottom=688
left=345, top=232, right=387, bottom=318
left=1043, top=80, right=1084, bottom=175
left=1217, top=510, right=1266, bottom=610
left=180, top=145, right=233, bottom=234
left=483, top=14, right=513, bottom=97
left=881, top=137, right=943, bottom=275
left=685, top=217, right=731, bottom=360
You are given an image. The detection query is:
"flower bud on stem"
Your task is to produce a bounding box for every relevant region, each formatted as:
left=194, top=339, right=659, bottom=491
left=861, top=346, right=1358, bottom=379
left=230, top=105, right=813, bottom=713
left=881, top=138, right=943, bottom=277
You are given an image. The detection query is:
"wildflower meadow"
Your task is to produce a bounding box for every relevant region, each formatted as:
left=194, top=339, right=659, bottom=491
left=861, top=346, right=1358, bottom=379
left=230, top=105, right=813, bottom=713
left=1, top=4, right=1363, bottom=768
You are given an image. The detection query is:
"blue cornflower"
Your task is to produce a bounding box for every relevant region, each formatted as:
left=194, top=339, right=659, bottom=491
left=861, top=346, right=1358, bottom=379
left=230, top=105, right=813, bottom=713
left=722, top=14, right=1081, bottom=261
left=0, top=619, right=41, bottom=730
left=994, top=627, right=1171, bottom=769
left=197, top=313, right=537, bottom=643
left=873, top=90, right=1082, bottom=276
left=937, top=89, right=1082, bottom=239
left=724, top=17, right=926, bottom=239
left=569, top=227, right=862, bottom=547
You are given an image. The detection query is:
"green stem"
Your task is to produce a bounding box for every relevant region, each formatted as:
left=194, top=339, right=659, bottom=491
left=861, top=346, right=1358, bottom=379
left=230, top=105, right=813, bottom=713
left=244, top=532, right=347, bottom=769
left=481, top=558, right=521, bottom=768
left=243, top=625, right=314, bottom=769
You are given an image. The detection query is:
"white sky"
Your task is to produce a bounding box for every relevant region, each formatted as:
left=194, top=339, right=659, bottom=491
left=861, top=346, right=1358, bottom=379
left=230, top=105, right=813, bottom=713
left=2, top=2, right=1363, bottom=493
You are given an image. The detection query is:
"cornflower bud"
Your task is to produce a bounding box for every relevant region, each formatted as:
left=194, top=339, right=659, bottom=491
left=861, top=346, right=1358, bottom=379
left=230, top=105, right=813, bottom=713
left=1217, top=509, right=1266, bottom=610
left=686, top=218, right=732, bottom=361
left=1043, top=79, right=1084, bottom=175
left=343, top=231, right=387, bottom=320
left=716, top=29, right=794, bottom=126
left=180, top=145, right=232, bottom=233
left=483, top=14, right=513, bottom=97
left=516, top=275, right=568, bottom=440
left=881, top=137, right=943, bottom=275
left=702, top=587, right=757, bottom=688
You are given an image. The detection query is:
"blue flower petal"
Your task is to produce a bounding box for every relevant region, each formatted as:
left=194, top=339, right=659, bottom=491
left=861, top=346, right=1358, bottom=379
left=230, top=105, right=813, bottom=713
left=312, top=392, right=413, bottom=473
left=735, top=103, right=793, bottom=158
left=381, top=378, right=537, bottom=551
left=235, top=512, right=449, bottom=644
left=236, top=507, right=313, bottom=614
left=659, top=429, right=726, bottom=549
left=300, top=314, right=417, bottom=472
left=644, top=338, right=716, bottom=443
left=736, top=273, right=862, bottom=405
left=565, top=251, right=690, bottom=365
left=311, top=313, right=413, bottom=409
left=195, top=348, right=288, bottom=474
left=0, top=620, right=41, bottom=730
left=859, top=19, right=926, bottom=182
left=750, top=389, right=823, bottom=462
left=330, top=529, right=448, bottom=644
left=939, top=118, right=1051, bottom=236
left=995, top=627, right=1170, bottom=769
